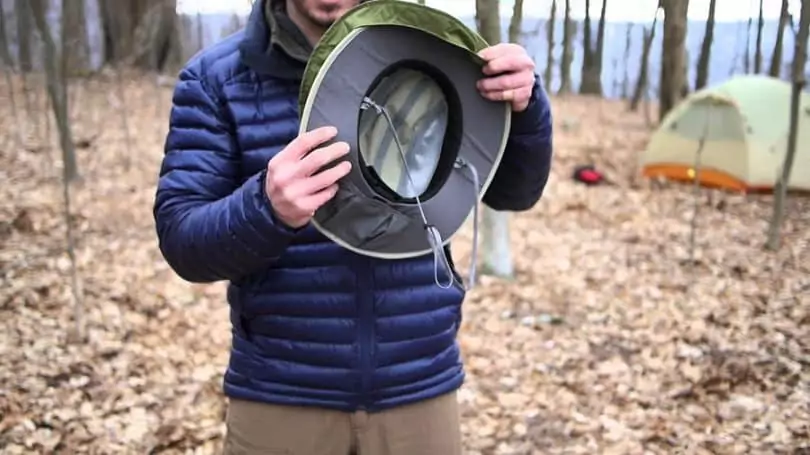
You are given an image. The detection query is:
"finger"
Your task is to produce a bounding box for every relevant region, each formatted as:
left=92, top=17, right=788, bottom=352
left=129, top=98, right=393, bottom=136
left=479, top=89, right=513, bottom=103
left=297, top=184, right=340, bottom=213
left=278, top=126, right=338, bottom=161
left=480, top=84, right=533, bottom=106
left=272, top=158, right=349, bottom=206
left=297, top=141, right=351, bottom=177
left=477, top=70, right=536, bottom=93
left=511, top=85, right=535, bottom=111
left=477, top=43, right=521, bottom=61
left=299, top=160, right=352, bottom=195
left=481, top=53, right=535, bottom=76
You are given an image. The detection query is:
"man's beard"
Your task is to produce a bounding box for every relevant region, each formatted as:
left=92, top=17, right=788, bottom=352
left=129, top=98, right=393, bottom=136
left=308, top=15, right=336, bottom=28
left=290, top=0, right=342, bottom=28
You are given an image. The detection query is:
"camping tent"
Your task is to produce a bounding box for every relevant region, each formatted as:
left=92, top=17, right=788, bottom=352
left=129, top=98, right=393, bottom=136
left=641, top=75, right=810, bottom=192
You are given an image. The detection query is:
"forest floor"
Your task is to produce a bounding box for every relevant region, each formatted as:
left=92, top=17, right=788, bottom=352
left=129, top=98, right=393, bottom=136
left=1, top=73, right=808, bottom=455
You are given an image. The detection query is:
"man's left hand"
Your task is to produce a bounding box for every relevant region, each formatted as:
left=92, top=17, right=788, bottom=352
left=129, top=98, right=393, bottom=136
left=476, top=43, right=536, bottom=113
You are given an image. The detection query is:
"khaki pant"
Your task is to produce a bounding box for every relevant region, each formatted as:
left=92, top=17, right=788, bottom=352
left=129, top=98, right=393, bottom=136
left=222, top=392, right=462, bottom=455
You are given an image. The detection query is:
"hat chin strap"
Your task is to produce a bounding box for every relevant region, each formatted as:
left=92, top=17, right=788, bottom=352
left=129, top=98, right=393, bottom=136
left=360, top=96, right=480, bottom=291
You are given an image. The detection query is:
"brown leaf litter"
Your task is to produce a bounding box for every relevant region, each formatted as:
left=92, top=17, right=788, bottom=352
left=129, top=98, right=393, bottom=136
left=0, top=74, right=807, bottom=454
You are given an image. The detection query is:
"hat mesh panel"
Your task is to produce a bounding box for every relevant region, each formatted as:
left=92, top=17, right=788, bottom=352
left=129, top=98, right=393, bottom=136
left=358, top=68, right=449, bottom=199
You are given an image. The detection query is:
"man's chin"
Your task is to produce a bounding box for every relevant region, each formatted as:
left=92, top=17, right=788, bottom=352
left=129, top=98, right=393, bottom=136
left=312, top=17, right=336, bottom=28
left=309, top=9, right=348, bottom=28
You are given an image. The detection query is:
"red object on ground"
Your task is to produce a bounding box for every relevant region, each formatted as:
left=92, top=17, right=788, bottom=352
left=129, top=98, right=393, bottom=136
left=572, top=165, right=604, bottom=185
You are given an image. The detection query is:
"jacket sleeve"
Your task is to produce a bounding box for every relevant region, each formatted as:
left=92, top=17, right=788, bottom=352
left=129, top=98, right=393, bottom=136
left=153, top=64, right=299, bottom=284
left=482, top=74, right=553, bottom=211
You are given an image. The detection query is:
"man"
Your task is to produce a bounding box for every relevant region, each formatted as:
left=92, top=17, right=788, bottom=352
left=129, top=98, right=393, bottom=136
left=153, top=0, right=553, bottom=453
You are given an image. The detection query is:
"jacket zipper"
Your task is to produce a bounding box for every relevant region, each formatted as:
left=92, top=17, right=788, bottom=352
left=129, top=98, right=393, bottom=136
left=355, top=255, right=375, bottom=410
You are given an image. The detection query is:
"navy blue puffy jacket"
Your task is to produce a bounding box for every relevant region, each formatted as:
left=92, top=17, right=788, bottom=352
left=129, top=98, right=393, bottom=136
left=153, top=0, right=553, bottom=412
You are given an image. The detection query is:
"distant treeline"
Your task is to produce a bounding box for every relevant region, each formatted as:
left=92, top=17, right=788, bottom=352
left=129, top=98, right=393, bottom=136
left=0, top=0, right=806, bottom=100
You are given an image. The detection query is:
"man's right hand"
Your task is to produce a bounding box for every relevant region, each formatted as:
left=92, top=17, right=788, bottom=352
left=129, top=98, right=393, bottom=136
left=265, top=126, right=352, bottom=229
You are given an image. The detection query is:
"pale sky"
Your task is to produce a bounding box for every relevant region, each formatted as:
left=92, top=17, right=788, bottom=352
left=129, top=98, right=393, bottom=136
left=178, top=0, right=790, bottom=23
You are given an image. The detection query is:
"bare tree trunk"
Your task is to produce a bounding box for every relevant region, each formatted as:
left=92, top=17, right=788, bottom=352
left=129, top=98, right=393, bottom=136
left=0, top=5, right=12, bottom=65
left=29, top=1, right=79, bottom=182
left=99, top=0, right=177, bottom=167
left=688, top=109, right=710, bottom=270
left=659, top=0, right=689, bottom=122
left=96, top=1, right=137, bottom=168
left=768, top=0, right=790, bottom=78
left=479, top=201, right=515, bottom=279
left=476, top=0, right=515, bottom=280
left=28, top=0, right=85, bottom=342
left=694, top=0, right=716, bottom=90
left=62, top=0, right=87, bottom=129
left=611, top=57, right=619, bottom=95
left=99, top=0, right=179, bottom=71
left=766, top=0, right=809, bottom=251
left=579, top=0, right=607, bottom=96
left=592, top=0, right=608, bottom=95
left=0, top=7, right=23, bottom=146
left=544, top=0, right=556, bottom=93
left=558, top=0, right=572, bottom=94
left=13, top=0, right=34, bottom=131
left=98, top=0, right=130, bottom=61
left=14, top=0, right=32, bottom=72
left=630, top=12, right=658, bottom=111
left=196, top=9, right=204, bottom=53
left=579, top=0, right=593, bottom=93
left=581, top=0, right=607, bottom=95
left=508, top=0, right=524, bottom=43
left=111, top=68, right=134, bottom=169
left=131, top=0, right=180, bottom=71
left=1, top=64, right=21, bottom=141
left=99, top=0, right=146, bottom=62
left=476, top=0, right=501, bottom=44
left=621, top=22, right=632, bottom=98
left=744, top=17, right=752, bottom=73
left=729, top=19, right=745, bottom=75
left=754, top=0, right=764, bottom=73
left=62, top=0, right=90, bottom=75
left=682, top=47, right=690, bottom=95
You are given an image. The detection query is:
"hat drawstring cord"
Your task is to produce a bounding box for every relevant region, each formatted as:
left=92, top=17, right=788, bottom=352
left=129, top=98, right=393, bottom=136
left=453, top=157, right=480, bottom=292
left=360, top=96, right=466, bottom=290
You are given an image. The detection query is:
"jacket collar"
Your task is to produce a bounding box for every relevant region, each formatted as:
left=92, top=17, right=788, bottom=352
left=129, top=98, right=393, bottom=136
left=238, top=0, right=311, bottom=80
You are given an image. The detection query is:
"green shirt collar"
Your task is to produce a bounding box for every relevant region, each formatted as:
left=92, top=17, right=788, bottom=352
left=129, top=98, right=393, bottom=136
left=265, top=0, right=314, bottom=63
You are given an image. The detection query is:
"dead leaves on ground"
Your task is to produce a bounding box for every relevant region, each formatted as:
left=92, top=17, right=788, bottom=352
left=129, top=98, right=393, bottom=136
left=0, top=77, right=808, bottom=454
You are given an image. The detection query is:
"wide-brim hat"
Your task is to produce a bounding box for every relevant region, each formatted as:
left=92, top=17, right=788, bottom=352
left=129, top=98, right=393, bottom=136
left=298, top=0, right=511, bottom=271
